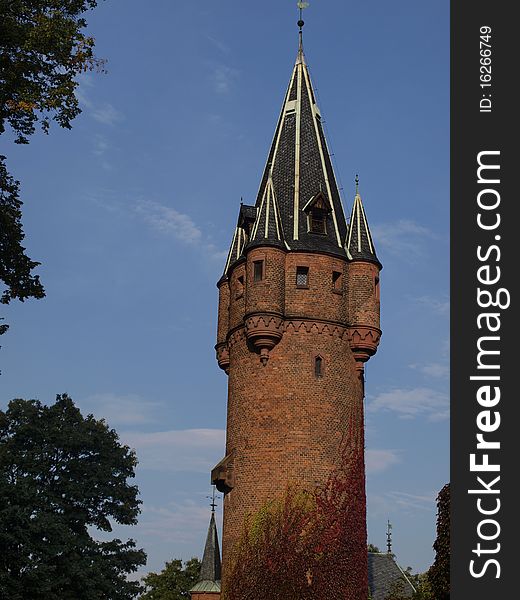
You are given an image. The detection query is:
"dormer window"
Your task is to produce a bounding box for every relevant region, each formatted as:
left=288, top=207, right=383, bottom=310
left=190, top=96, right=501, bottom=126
left=310, top=211, right=326, bottom=234
left=303, top=191, right=331, bottom=235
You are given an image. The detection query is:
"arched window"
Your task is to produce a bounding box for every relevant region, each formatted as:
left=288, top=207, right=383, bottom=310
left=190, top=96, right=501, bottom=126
left=315, top=356, right=323, bottom=378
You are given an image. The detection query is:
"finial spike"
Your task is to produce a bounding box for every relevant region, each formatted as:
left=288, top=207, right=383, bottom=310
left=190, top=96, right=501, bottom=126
left=386, top=519, right=393, bottom=553
left=207, top=486, right=218, bottom=513
left=355, top=174, right=360, bottom=195
left=297, top=2, right=309, bottom=58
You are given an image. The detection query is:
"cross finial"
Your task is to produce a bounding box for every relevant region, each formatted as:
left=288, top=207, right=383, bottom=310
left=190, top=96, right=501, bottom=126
left=386, top=519, right=393, bottom=553
left=355, top=174, right=359, bottom=195
left=207, top=486, right=218, bottom=514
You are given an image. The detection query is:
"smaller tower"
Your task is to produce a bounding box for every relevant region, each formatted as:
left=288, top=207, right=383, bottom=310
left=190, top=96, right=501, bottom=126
left=190, top=493, right=222, bottom=600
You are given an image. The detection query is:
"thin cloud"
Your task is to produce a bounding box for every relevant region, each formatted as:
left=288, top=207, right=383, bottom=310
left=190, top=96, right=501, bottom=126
left=121, top=428, right=225, bottom=473
left=80, top=393, right=163, bottom=426
left=206, top=35, right=231, bottom=55
left=91, top=103, right=123, bottom=126
left=135, top=199, right=203, bottom=244
left=371, top=219, right=436, bottom=262
left=366, top=449, right=401, bottom=474
left=415, top=295, right=450, bottom=316
left=368, top=387, right=449, bottom=421
left=368, top=490, right=436, bottom=517
left=212, top=64, right=239, bottom=94
left=410, top=362, right=449, bottom=379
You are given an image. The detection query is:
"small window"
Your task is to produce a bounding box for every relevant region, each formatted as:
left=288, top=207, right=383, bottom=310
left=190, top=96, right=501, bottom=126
left=296, top=266, right=309, bottom=288
left=236, top=275, right=244, bottom=299
left=253, top=260, right=264, bottom=282
left=332, top=271, right=342, bottom=293
left=310, top=212, right=326, bottom=234
left=315, top=356, right=323, bottom=378
left=375, top=276, right=380, bottom=300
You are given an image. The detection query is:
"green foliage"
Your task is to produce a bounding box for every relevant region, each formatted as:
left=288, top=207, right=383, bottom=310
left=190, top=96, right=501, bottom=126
left=368, top=543, right=381, bottom=552
left=0, top=0, right=105, bottom=347
left=0, top=156, right=45, bottom=308
left=384, top=579, right=408, bottom=600
left=0, top=394, right=146, bottom=599
left=427, top=483, right=450, bottom=600
left=411, top=573, right=433, bottom=600
left=140, top=558, right=201, bottom=600
left=0, top=0, right=106, bottom=143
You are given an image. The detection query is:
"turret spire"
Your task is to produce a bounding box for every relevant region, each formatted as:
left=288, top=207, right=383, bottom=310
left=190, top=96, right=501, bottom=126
left=345, top=177, right=381, bottom=267
left=189, top=495, right=222, bottom=595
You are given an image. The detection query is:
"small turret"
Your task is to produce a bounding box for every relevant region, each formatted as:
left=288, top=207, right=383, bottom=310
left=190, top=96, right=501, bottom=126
left=346, top=177, right=382, bottom=372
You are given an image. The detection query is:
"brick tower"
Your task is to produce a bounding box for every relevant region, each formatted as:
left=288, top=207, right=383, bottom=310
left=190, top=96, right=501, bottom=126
left=211, top=18, right=382, bottom=593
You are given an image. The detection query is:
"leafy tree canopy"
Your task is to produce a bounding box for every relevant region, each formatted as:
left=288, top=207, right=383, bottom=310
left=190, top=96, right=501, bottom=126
left=140, top=558, right=201, bottom=600
left=0, top=394, right=146, bottom=600
left=0, top=0, right=105, bottom=344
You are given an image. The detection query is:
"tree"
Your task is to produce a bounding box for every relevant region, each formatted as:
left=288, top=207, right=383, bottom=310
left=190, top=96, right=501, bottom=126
left=427, top=483, right=450, bottom=600
left=0, top=0, right=105, bottom=344
left=367, top=543, right=381, bottom=552
left=0, top=394, right=146, bottom=599
left=140, top=558, right=201, bottom=600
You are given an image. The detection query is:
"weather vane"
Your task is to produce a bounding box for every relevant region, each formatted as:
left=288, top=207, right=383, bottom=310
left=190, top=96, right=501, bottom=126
left=207, top=486, right=218, bottom=513
left=297, top=1, right=309, bottom=30
left=386, top=519, right=393, bottom=553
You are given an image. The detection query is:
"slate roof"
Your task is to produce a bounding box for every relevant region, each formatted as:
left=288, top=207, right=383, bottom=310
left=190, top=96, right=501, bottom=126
left=346, top=190, right=382, bottom=268
left=368, top=553, right=416, bottom=600
left=190, top=511, right=222, bottom=593
left=222, top=34, right=380, bottom=275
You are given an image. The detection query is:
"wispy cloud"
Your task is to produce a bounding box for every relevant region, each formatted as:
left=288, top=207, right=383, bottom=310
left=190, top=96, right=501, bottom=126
left=121, top=428, right=225, bottom=473
left=92, top=134, right=109, bottom=157
left=211, top=64, right=239, bottom=94
left=371, top=220, right=436, bottom=262
left=409, top=362, right=449, bottom=379
left=91, top=103, right=123, bottom=126
left=368, top=490, right=435, bottom=517
left=87, top=191, right=227, bottom=261
left=80, top=393, right=163, bottom=427
left=206, top=35, right=231, bottom=55
left=415, top=295, right=450, bottom=316
left=135, top=200, right=203, bottom=244
left=366, top=449, right=401, bottom=474
left=75, top=79, right=123, bottom=126
left=368, top=387, right=449, bottom=421
left=133, top=199, right=227, bottom=260
left=139, top=500, right=214, bottom=545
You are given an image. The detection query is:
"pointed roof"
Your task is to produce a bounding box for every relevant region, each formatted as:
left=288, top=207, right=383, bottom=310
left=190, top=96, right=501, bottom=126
left=190, top=511, right=222, bottom=593
left=345, top=184, right=381, bottom=267
left=367, top=553, right=416, bottom=600
left=250, top=36, right=348, bottom=257
left=248, top=177, right=287, bottom=249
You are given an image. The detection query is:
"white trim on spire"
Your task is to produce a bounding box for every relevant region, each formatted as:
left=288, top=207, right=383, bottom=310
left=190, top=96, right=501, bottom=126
left=301, top=64, right=342, bottom=247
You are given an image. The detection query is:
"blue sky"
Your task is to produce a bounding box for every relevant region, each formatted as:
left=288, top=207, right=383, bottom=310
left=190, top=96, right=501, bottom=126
left=0, top=0, right=449, bottom=577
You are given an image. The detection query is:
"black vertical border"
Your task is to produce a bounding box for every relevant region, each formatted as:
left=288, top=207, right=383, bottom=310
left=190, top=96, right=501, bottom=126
left=451, top=2, right=515, bottom=598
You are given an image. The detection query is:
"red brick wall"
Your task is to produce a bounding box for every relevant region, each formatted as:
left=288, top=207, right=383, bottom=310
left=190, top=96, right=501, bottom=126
left=217, top=250, right=380, bottom=584
left=190, top=592, right=221, bottom=600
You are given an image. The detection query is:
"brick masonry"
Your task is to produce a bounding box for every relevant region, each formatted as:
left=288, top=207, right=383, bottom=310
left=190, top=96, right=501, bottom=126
left=214, top=247, right=381, bottom=585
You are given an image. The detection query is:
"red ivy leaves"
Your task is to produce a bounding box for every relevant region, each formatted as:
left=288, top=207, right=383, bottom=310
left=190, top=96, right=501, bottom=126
left=223, top=417, right=368, bottom=600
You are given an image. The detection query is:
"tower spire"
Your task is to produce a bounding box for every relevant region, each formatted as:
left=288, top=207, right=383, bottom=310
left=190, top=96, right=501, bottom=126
left=190, top=497, right=222, bottom=596
left=345, top=176, right=381, bottom=267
